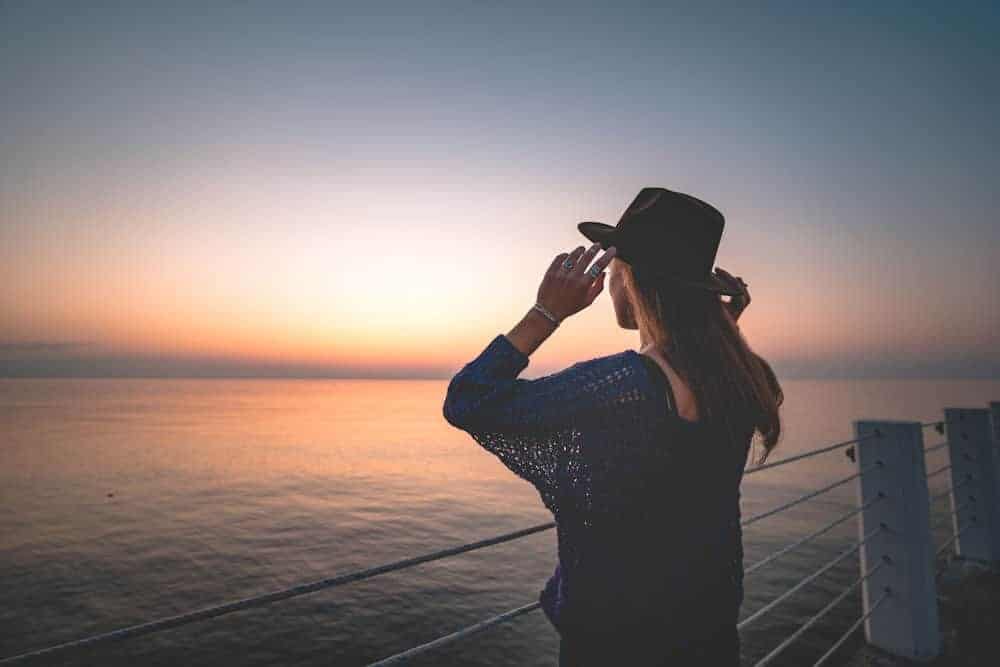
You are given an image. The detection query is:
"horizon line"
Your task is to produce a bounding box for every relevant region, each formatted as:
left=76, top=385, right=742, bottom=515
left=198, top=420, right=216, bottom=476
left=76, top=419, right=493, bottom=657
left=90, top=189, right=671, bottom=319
left=2, top=372, right=998, bottom=381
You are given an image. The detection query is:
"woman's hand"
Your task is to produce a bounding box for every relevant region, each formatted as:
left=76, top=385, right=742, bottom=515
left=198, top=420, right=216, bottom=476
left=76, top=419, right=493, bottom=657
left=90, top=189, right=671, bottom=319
left=538, top=243, right=618, bottom=322
left=714, top=267, right=750, bottom=322
left=505, top=243, right=617, bottom=357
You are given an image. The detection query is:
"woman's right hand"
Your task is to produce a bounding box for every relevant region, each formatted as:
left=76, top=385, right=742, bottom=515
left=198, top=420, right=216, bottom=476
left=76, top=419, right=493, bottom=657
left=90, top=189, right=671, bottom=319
left=714, top=267, right=750, bottom=321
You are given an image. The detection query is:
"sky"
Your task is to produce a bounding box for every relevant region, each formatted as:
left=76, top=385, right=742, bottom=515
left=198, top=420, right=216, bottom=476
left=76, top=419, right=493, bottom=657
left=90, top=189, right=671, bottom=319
left=1, top=1, right=998, bottom=379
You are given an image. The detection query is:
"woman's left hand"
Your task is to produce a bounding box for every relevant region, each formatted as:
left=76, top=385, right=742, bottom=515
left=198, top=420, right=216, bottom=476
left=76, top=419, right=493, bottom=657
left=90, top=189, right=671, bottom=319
left=714, top=267, right=750, bottom=322
left=537, top=243, right=618, bottom=322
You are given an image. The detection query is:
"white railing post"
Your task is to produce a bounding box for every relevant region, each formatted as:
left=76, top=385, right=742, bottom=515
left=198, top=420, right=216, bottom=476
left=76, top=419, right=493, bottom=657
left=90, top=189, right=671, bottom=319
left=854, top=420, right=940, bottom=661
left=944, top=407, right=999, bottom=561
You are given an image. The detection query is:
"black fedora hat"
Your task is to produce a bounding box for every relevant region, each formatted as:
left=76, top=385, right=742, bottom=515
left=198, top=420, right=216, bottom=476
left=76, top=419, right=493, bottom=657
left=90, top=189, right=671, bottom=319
left=577, top=187, right=741, bottom=296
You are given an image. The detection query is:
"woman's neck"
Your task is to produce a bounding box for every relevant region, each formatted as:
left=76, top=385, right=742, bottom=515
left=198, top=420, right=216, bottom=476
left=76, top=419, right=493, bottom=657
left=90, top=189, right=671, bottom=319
left=638, top=325, right=655, bottom=354
left=638, top=324, right=671, bottom=355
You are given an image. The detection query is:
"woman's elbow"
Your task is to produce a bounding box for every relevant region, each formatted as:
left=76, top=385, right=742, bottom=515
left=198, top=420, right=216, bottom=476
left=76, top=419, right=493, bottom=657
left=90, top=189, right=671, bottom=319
left=442, top=394, right=462, bottom=428
left=442, top=379, right=473, bottom=430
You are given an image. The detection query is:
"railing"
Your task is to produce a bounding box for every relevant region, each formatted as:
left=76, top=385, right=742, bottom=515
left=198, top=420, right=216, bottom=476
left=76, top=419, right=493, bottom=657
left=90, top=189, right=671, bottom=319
left=927, top=407, right=999, bottom=576
left=2, top=403, right=998, bottom=666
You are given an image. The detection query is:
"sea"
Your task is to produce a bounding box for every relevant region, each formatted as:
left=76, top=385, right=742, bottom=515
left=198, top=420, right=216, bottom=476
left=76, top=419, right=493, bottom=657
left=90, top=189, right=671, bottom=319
left=2, top=377, right=998, bottom=666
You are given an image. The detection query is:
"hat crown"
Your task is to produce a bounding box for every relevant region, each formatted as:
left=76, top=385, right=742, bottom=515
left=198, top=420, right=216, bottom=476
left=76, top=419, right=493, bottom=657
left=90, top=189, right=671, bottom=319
left=614, top=187, right=725, bottom=281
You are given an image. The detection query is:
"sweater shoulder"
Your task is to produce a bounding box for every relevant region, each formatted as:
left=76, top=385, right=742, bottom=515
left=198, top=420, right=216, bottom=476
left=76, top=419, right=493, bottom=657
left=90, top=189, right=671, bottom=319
left=552, top=349, right=647, bottom=396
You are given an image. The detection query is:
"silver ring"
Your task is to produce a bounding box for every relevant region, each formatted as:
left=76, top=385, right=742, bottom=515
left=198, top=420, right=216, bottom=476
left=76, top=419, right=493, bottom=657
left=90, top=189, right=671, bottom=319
left=586, top=265, right=601, bottom=278
left=562, top=258, right=574, bottom=270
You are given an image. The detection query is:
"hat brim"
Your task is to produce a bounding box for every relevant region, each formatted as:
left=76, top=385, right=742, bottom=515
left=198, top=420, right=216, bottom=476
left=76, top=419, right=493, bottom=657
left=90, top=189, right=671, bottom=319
left=577, top=221, right=618, bottom=249
left=577, top=220, right=743, bottom=297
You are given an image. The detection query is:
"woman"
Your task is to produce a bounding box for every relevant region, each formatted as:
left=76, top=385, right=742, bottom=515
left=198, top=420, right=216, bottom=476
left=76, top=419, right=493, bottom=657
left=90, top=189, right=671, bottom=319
left=442, top=187, right=783, bottom=665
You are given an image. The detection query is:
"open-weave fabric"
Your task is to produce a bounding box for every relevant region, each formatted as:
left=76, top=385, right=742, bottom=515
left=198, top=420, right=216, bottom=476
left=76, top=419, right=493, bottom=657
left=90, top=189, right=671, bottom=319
left=443, top=333, right=753, bottom=658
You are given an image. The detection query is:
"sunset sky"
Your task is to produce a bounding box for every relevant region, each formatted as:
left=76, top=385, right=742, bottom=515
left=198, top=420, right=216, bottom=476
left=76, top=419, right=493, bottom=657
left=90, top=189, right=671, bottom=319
left=2, top=2, right=998, bottom=379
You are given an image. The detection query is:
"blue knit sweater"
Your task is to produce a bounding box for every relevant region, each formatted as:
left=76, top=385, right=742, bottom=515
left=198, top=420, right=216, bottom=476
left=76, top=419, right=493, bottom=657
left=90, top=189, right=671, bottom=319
left=442, top=333, right=751, bottom=652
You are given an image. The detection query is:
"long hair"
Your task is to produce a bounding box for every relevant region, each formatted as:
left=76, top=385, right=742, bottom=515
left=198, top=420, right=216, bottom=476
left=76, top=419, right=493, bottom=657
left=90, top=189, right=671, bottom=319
left=621, top=261, right=783, bottom=464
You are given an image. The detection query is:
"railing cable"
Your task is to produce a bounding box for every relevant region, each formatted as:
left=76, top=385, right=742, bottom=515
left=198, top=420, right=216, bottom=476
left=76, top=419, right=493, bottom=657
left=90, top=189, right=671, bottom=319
left=738, top=527, right=881, bottom=631
left=930, top=476, right=975, bottom=503
left=932, top=499, right=975, bottom=529
left=936, top=521, right=974, bottom=557
left=744, top=433, right=881, bottom=475
left=925, top=463, right=951, bottom=479
left=752, top=562, right=886, bottom=667
left=742, top=467, right=877, bottom=528
left=812, top=590, right=891, bottom=667
left=744, top=417, right=956, bottom=477
left=924, top=442, right=949, bottom=455
left=374, top=533, right=893, bottom=667
left=744, top=496, right=883, bottom=577
left=0, top=522, right=555, bottom=665
left=920, top=418, right=963, bottom=432
left=366, top=601, right=541, bottom=667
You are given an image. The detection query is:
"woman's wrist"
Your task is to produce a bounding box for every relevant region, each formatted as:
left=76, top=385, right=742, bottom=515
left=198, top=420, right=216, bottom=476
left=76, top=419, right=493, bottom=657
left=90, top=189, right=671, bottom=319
left=505, top=305, right=559, bottom=357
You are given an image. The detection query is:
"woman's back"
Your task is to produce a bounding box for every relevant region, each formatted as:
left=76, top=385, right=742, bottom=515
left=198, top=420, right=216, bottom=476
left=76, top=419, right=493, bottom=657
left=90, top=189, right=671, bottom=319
left=442, top=335, right=753, bottom=663
left=547, top=353, right=751, bottom=653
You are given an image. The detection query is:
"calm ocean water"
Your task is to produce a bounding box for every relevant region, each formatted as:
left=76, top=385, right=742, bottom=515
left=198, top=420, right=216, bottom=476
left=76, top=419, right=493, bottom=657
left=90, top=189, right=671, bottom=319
left=2, top=377, right=998, bottom=666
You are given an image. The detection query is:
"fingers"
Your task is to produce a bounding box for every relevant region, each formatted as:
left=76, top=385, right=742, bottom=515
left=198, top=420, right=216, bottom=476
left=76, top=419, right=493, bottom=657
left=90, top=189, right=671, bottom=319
left=539, top=243, right=612, bottom=320
left=565, top=245, right=589, bottom=274
left=717, top=267, right=751, bottom=322
left=589, top=245, right=617, bottom=275
left=548, top=252, right=570, bottom=276
left=585, top=269, right=605, bottom=303
left=571, top=242, right=602, bottom=277
left=714, top=267, right=738, bottom=285
left=554, top=243, right=613, bottom=281
left=715, top=267, right=748, bottom=293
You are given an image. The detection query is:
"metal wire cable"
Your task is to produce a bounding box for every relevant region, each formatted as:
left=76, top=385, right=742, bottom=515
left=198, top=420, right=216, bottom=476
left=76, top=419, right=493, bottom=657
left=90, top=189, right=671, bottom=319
left=366, top=601, right=542, bottom=667
left=932, top=499, right=975, bottom=530
left=744, top=496, right=883, bottom=577
left=0, top=522, right=555, bottom=665
left=742, top=467, right=876, bottom=528
left=920, top=418, right=963, bottom=431
left=925, top=463, right=951, bottom=479
left=375, top=540, right=893, bottom=667
left=812, top=590, right=891, bottom=667
left=744, top=432, right=882, bottom=475
left=936, top=522, right=974, bottom=557
left=924, top=442, right=949, bottom=454
left=931, top=475, right=975, bottom=503
left=752, top=562, right=886, bottom=667
left=737, top=527, right=881, bottom=631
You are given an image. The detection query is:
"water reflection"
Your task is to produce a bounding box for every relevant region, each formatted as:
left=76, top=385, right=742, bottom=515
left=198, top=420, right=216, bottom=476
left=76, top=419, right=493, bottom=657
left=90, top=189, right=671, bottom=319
left=1, top=378, right=996, bottom=665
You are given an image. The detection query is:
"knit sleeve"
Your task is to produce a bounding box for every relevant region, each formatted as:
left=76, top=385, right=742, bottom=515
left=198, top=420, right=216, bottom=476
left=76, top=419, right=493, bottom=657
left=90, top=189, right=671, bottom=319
left=442, top=333, right=640, bottom=497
